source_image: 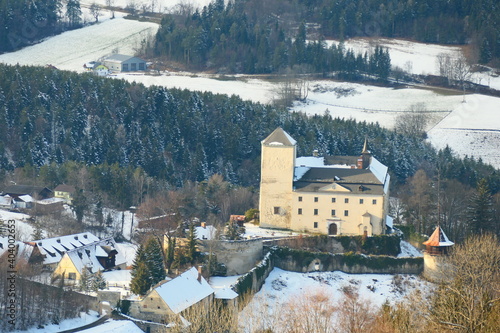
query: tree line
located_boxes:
[151,0,499,73]
[152,0,391,78]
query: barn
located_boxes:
[103,54,147,72]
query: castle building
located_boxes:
[259,128,391,236]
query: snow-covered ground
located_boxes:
[0,209,35,241]
[13,311,100,333]
[243,223,301,238]
[398,240,423,258]
[239,267,432,332]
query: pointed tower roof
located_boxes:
[262,127,296,146]
[423,226,454,247]
[361,138,370,154]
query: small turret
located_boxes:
[357,138,371,169]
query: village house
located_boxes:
[54,184,76,204]
[28,232,101,270]
[2,184,52,200]
[52,237,126,284]
[259,127,391,236]
[129,267,214,324]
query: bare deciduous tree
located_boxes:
[394,103,430,138]
[89,3,102,23]
[429,234,500,332]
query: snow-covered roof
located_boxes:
[65,237,126,275]
[104,54,145,63]
[0,195,12,206]
[154,267,214,314]
[34,232,100,265]
[0,237,34,262]
[294,156,354,181]
[195,225,217,240]
[423,226,454,247]
[214,287,238,300]
[386,215,394,228]
[17,194,33,202]
[368,157,389,185]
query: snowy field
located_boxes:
[239,267,432,332]
[0,10,499,168]
[13,311,100,333]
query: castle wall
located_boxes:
[202,238,263,276]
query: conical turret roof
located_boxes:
[423,226,454,247]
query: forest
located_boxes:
[153,0,391,77]
[152,0,500,72]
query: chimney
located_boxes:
[357,157,364,169]
[201,221,206,229]
[313,150,319,157]
[197,265,203,283]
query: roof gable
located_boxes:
[262,127,296,146]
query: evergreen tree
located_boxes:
[225,221,242,240]
[92,270,107,292]
[165,235,176,270]
[72,188,88,223]
[66,0,82,28]
[79,267,92,294]
[130,262,150,295]
[144,237,166,286]
[31,222,44,240]
[467,178,495,235]
[187,223,198,263]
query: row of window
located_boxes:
[299,196,377,205]
[298,208,348,216]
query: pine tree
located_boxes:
[130,262,150,295]
[79,267,92,294]
[225,221,241,240]
[31,222,44,240]
[66,0,82,28]
[144,237,166,286]
[187,223,198,263]
[92,270,107,292]
[467,178,495,235]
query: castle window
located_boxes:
[274,207,280,214]
[314,197,318,202]
[314,222,318,228]
[298,196,302,202]
[372,199,377,205]
[344,198,349,204]
[359,199,364,204]
[331,209,336,216]
[332,197,336,203]
[298,208,302,215]
[314,209,318,215]
[344,210,349,216]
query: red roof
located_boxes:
[423,226,454,247]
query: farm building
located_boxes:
[103,54,147,72]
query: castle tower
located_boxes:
[422,226,454,281]
[259,128,296,229]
